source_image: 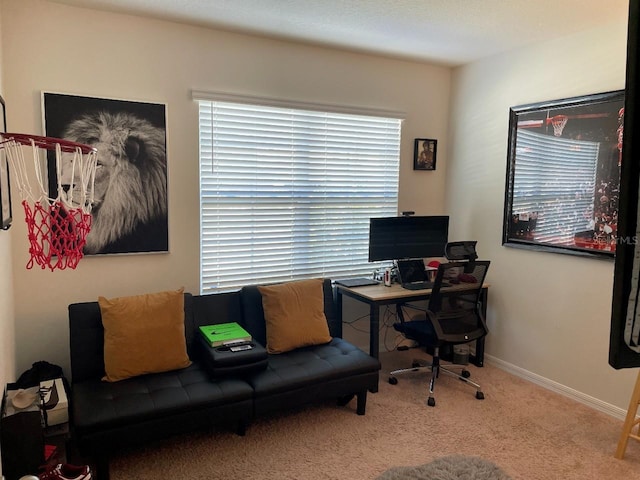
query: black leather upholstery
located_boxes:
[69,293,253,456]
[68,280,380,473]
[239,279,377,415]
[248,338,380,416]
[248,338,377,396]
[73,365,253,429]
[72,364,254,451]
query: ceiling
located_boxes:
[51,0,629,66]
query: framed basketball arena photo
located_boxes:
[42,92,168,255]
[502,90,625,259]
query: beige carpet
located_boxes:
[109,349,640,480]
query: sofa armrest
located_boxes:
[323,280,341,338]
[69,301,106,383]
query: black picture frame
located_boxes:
[502,90,625,259]
[413,138,437,170]
[610,2,640,369]
[0,94,12,230]
[42,92,168,255]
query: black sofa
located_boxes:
[68,279,380,478]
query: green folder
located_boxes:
[199,322,252,347]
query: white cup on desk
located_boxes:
[383,267,392,286]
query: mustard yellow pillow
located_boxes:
[258,279,332,354]
[99,288,192,382]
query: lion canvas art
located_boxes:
[43,93,168,255]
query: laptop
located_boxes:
[396,259,432,290]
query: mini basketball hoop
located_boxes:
[0,133,97,271]
[548,115,568,137]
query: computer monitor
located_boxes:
[368,215,450,262]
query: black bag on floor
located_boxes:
[15,361,63,389]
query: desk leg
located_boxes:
[369,304,380,393]
[474,339,485,367]
[472,288,488,367]
[370,304,379,360]
[336,288,344,338]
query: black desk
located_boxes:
[335,282,489,367]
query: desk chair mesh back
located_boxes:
[444,240,478,264]
[389,256,490,407]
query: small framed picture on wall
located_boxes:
[414,138,437,171]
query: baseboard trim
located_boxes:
[485,354,628,421]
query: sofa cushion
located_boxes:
[99,288,192,382]
[257,279,332,354]
[241,279,340,346]
[246,337,380,396]
[72,363,254,434]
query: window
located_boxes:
[197,96,401,293]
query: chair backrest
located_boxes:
[445,241,478,272]
[445,240,477,258]
[426,260,490,343]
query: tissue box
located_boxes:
[39,378,68,426]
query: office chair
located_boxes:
[388,242,490,407]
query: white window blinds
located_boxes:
[198,99,401,293]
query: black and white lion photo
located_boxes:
[43,93,168,255]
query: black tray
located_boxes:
[197,335,268,377]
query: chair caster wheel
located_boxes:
[389,376,398,385]
[476,391,485,400]
[427,397,436,407]
[461,370,471,378]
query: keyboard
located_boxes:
[402,281,450,291]
[335,278,380,288]
[402,281,434,290]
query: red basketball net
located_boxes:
[1,134,97,271]
[22,200,93,270]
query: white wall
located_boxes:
[0,2,16,476]
[447,19,636,411]
[0,0,16,390]
[2,0,451,377]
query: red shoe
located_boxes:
[38,463,92,480]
